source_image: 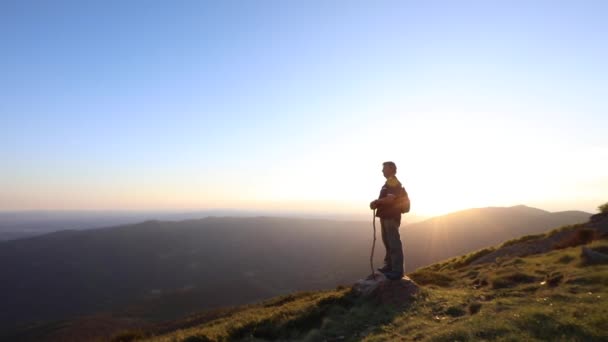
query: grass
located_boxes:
[111,330,148,342]
[364,240,608,342]
[421,247,496,272]
[545,223,586,238]
[135,239,608,342]
[500,233,546,248]
[554,228,598,249]
[408,270,455,287]
[139,287,407,342]
[490,271,538,289]
[424,221,602,274]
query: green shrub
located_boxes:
[554,228,597,249]
[491,272,538,289]
[546,272,564,287]
[445,305,466,317]
[599,202,608,213]
[546,223,584,237]
[468,302,482,315]
[557,255,575,264]
[451,247,496,268]
[501,234,545,248]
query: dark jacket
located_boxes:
[376,176,405,223]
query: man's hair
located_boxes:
[383,161,397,173]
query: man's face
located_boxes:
[382,165,394,178]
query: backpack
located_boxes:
[398,187,411,213]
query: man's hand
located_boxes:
[373,194,396,209]
[370,200,378,210]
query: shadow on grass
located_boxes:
[228,289,413,341]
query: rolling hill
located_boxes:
[4,210,606,341]
[403,205,591,270]
[0,206,590,334]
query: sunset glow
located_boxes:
[1,2,607,217]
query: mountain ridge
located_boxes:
[8,208,605,342]
[402,205,590,270]
[0,205,593,338]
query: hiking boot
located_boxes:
[384,271,404,280]
[377,265,392,273]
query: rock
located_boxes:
[589,213,608,233]
[352,272,419,306]
[581,246,608,265]
[589,212,608,224]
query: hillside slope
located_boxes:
[0,206,591,332]
[8,212,605,341]
[0,217,375,331]
[403,205,590,271]
[127,213,608,341]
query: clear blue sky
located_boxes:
[1,1,607,215]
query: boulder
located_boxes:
[589,212,608,233]
[352,272,419,306]
[581,246,608,265]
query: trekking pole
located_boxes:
[370,209,377,279]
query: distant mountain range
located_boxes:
[0,205,590,332]
[0,210,428,241]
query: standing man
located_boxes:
[370,161,407,280]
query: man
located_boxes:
[369,161,406,280]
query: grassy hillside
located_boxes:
[116,218,608,341]
[403,205,590,271]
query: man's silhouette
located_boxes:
[370,161,406,280]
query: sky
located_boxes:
[1,1,607,217]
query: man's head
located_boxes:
[382,161,397,178]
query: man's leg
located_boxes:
[380,219,392,270]
[384,218,404,276]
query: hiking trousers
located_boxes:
[380,218,404,274]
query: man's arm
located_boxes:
[375,194,396,206]
[373,184,403,208]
